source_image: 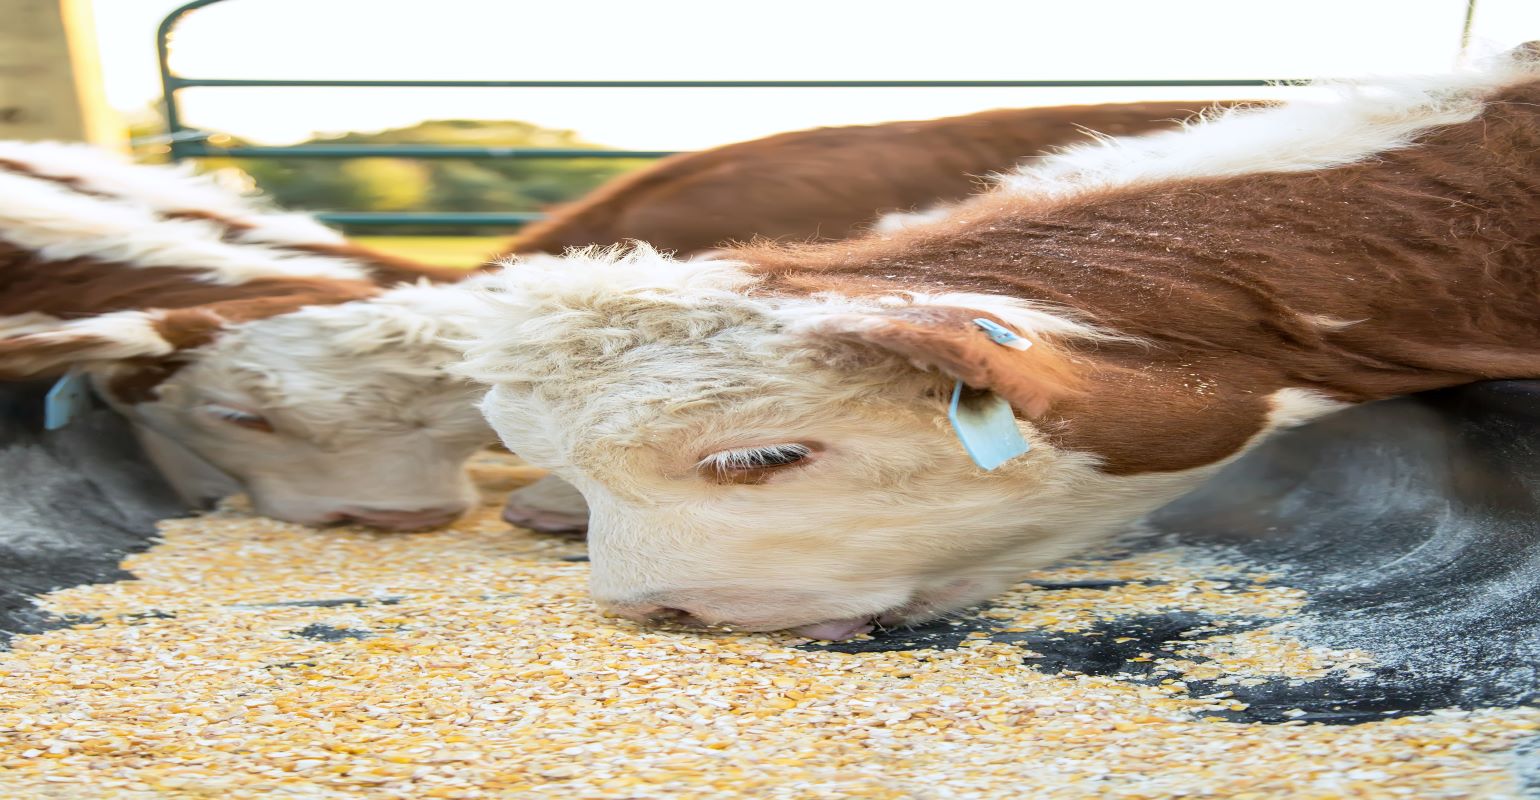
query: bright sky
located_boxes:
[93,0,1540,150]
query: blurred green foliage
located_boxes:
[129,113,651,234]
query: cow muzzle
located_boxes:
[607,600,879,640]
[598,577,986,641]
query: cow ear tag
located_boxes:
[946,319,1032,470]
[972,318,1033,351]
[45,369,92,431]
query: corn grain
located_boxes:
[0,454,1533,798]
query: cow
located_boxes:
[498,101,1235,534]
[505,102,1225,258]
[0,142,495,529]
[455,50,1540,639]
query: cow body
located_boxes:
[458,53,1540,638]
[505,102,1221,257]
[0,143,495,528]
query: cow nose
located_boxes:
[337,504,467,531]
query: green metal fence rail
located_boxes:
[156,0,1304,229]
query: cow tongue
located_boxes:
[791,618,875,641]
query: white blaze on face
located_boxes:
[456,247,1320,637]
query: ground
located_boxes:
[0,452,1536,799]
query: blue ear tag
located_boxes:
[44,369,93,431]
[948,381,1031,470]
[946,318,1033,470]
[972,317,1033,351]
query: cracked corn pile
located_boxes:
[1,455,1537,799]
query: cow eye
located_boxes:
[698,443,815,484]
[202,403,275,433]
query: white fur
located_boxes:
[12,311,174,358]
[0,169,367,284]
[1301,313,1368,331]
[997,56,1539,202]
[0,141,346,247]
[469,245,1100,389]
[1267,387,1351,428]
[871,205,954,234]
[0,311,175,379]
[0,312,66,338]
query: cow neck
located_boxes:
[739,82,1540,474]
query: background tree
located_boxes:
[127,111,653,235]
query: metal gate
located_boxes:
[155,0,1471,230]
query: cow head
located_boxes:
[1,282,494,529]
[457,247,1340,638]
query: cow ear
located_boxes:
[797,305,1084,417]
[0,308,226,380]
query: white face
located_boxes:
[458,245,1221,638]
[456,248,1319,638]
[481,362,1210,639]
[98,302,494,530]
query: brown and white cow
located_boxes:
[498,101,1235,534]
[456,51,1540,638]
[0,143,495,529]
[505,102,1223,258]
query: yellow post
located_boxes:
[0,0,125,148]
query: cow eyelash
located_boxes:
[202,403,275,434]
[698,443,814,478]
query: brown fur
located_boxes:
[815,305,1084,417]
[734,82,1540,475]
[0,157,116,199]
[0,157,478,287]
[0,240,377,321]
[0,157,462,395]
[104,358,191,404]
[0,336,116,379]
[0,256,377,388]
[506,102,1233,257]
